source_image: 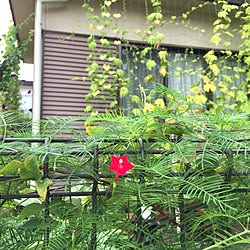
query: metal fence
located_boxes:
[0,137,249,249]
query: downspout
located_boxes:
[32,0,43,135]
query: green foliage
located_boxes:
[20,203,44,219]
[0,16,33,111]
[36,178,53,201]
[0,154,53,200]
[0,1,250,249]
[0,156,41,180]
[0,160,23,175]
[0,96,249,248]
[82,0,249,114]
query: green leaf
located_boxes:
[20,203,43,219]
[156,32,165,41]
[146,59,156,71]
[135,29,141,35]
[218,10,227,18]
[155,13,163,20]
[131,95,141,104]
[110,100,118,108]
[182,13,188,19]
[210,33,221,45]
[147,36,156,45]
[147,13,157,22]
[120,86,129,97]
[0,160,24,174]
[85,105,93,112]
[105,20,111,28]
[210,64,219,76]
[90,62,99,72]
[104,0,112,7]
[103,64,111,71]
[116,69,124,77]
[100,38,110,48]
[20,156,41,180]
[90,83,98,93]
[158,50,167,63]
[236,91,248,102]
[88,41,96,51]
[113,58,122,67]
[36,178,53,201]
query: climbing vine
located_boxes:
[0,17,33,112]
[82,0,249,114]
[198,0,250,112]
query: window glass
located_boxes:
[121,45,246,112]
[167,49,205,95]
[121,46,164,112]
[121,46,205,112]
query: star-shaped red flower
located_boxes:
[109,155,134,182]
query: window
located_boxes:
[121,44,245,113]
[121,45,205,112]
[121,46,163,112]
[167,48,205,95]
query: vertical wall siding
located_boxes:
[42,30,118,131]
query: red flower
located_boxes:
[109,155,134,182]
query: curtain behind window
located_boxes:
[167,49,204,95]
[121,46,205,112]
[121,46,164,112]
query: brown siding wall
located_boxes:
[42,30,118,132]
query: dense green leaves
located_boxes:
[0,156,41,180]
[0,103,249,249]
[0,16,33,111]
[20,156,41,180]
[0,160,23,175]
[1,0,250,248]
[20,203,43,219]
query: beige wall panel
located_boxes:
[42,0,241,50]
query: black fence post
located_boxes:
[225,150,233,183]
[179,164,190,250]
[136,138,145,245]
[178,192,186,250]
[44,138,50,248]
[90,145,99,250]
[223,150,234,250]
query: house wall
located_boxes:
[40,0,243,130]
[42,0,242,50]
[41,31,117,125]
